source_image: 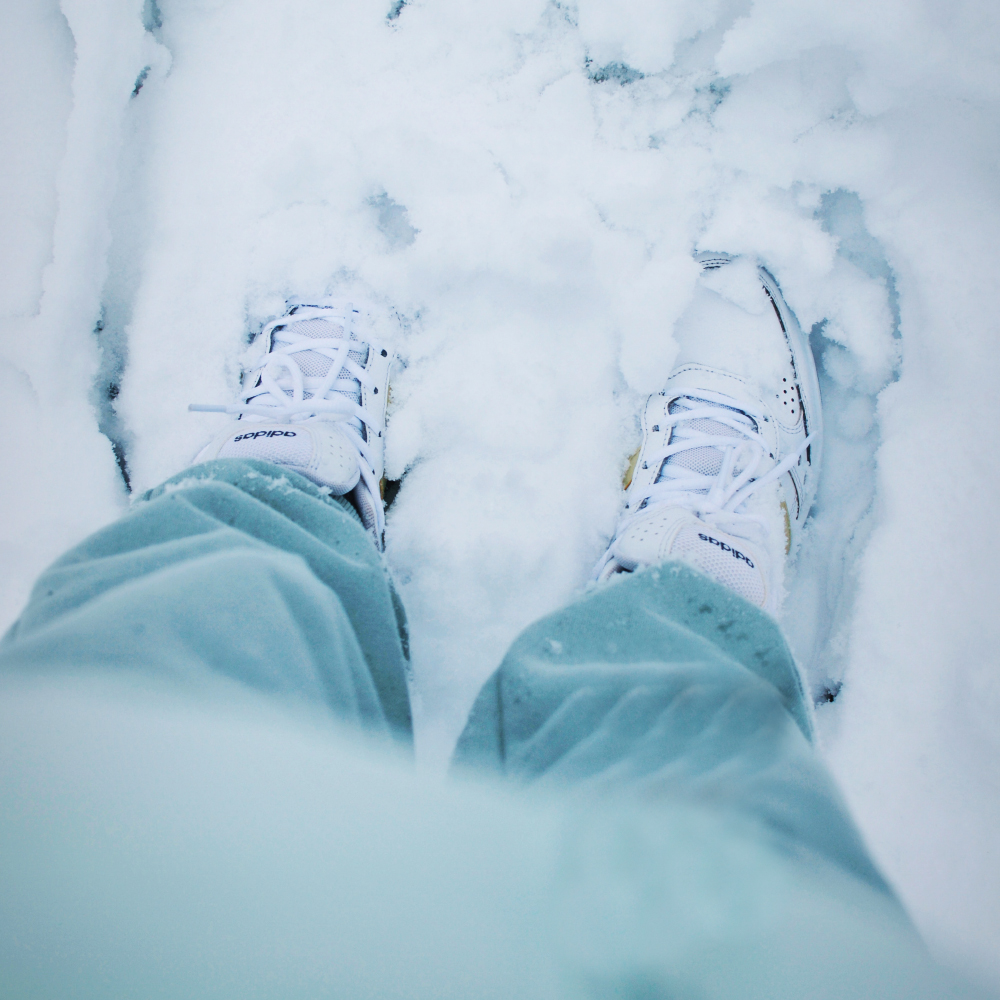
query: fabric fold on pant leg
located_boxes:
[0,459,412,741]
[449,562,966,997]
[454,561,886,896]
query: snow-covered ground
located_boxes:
[2,0,999,987]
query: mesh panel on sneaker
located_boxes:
[656,399,752,485]
[218,432,312,467]
[294,352,337,378]
[286,318,357,373]
[266,316,369,405]
[293,317,346,340]
[669,522,766,606]
[249,314,371,438]
[666,442,723,477]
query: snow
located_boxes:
[1,0,999,987]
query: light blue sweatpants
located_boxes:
[0,460,981,999]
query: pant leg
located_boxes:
[454,560,919,948]
[0,459,412,742]
[0,481,981,997]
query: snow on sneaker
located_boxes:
[190,301,393,547]
[596,253,822,614]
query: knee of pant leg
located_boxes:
[1,546,394,738]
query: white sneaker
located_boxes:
[595,253,823,613]
[191,300,393,548]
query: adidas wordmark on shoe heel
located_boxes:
[596,253,823,613]
[191,300,393,548]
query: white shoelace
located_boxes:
[191,306,387,535]
[600,393,813,574]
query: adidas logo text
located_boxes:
[233,430,298,442]
[698,532,755,568]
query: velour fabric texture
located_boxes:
[0,459,412,740]
[454,561,893,897]
[2,459,972,998]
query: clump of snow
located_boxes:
[2,0,999,987]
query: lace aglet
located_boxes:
[188,404,230,413]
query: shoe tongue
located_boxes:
[668,519,767,607]
[276,316,368,406]
[656,397,752,486]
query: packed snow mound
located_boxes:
[1,0,998,988]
